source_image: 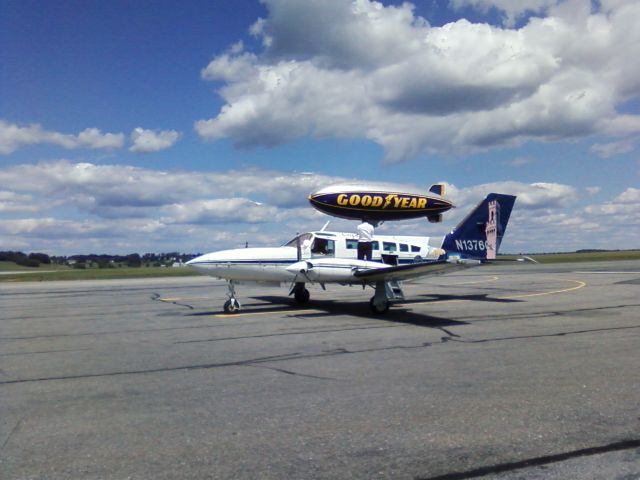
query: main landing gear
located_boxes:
[223,280,241,314]
[369,280,404,314]
[291,282,310,305]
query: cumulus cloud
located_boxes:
[0,120,125,154]
[129,128,181,153]
[161,198,280,225]
[1,160,638,253]
[451,0,559,26]
[0,160,346,220]
[590,139,635,158]
[195,0,640,162]
[0,191,47,213]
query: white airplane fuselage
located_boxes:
[187,231,444,285]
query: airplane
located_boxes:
[187,193,516,314]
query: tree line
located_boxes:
[0,251,199,268]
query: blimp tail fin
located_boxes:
[429,183,445,196]
[441,193,516,259]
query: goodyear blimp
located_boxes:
[308,182,454,223]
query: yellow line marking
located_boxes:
[446,275,500,286]
[159,296,209,302]
[215,309,319,318]
[498,279,587,299]
[408,278,587,307]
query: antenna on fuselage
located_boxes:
[320,220,330,232]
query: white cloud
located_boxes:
[2,160,637,254]
[583,187,640,226]
[129,127,181,153]
[507,156,532,167]
[0,191,45,213]
[451,0,559,26]
[616,187,640,203]
[0,160,347,220]
[195,0,640,162]
[590,139,635,158]
[0,120,125,154]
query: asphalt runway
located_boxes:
[1,261,639,479]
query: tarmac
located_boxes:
[1,261,639,479]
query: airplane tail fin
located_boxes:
[441,193,516,259]
[429,183,445,196]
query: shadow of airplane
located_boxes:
[185,291,521,327]
[194,295,470,329]
[411,293,523,304]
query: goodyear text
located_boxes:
[336,193,427,209]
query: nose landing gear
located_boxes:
[223,280,241,313]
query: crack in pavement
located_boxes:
[416,438,640,480]
[2,322,637,385]
[246,364,336,380]
[174,323,401,344]
[442,324,640,345]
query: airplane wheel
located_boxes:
[294,288,310,304]
[224,298,241,313]
[369,296,389,314]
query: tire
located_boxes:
[223,298,241,313]
[294,288,310,304]
[369,296,389,314]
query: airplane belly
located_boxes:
[205,262,295,282]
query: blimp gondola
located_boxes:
[308,182,454,223]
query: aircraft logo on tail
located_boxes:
[442,193,516,260]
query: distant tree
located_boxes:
[29,253,51,264]
[126,253,142,267]
[17,257,40,267]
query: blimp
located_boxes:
[308,182,454,223]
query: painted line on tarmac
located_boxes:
[159,296,210,302]
[440,275,500,286]
[498,279,587,299]
[215,308,319,318]
[408,278,587,308]
[573,271,640,274]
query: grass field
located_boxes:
[1,250,639,282]
[502,250,640,264]
[0,262,199,282]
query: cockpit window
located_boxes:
[312,238,335,255]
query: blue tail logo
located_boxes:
[442,193,516,259]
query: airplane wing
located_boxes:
[353,258,481,282]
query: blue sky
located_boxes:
[1,0,639,255]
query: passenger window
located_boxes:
[383,242,397,252]
[400,243,408,252]
[372,241,379,250]
[411,245,421,252]
[346,239,358,250]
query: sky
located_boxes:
[1,0,639,255]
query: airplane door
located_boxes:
[298,233,313,259]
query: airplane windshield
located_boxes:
[283,233,314,248]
